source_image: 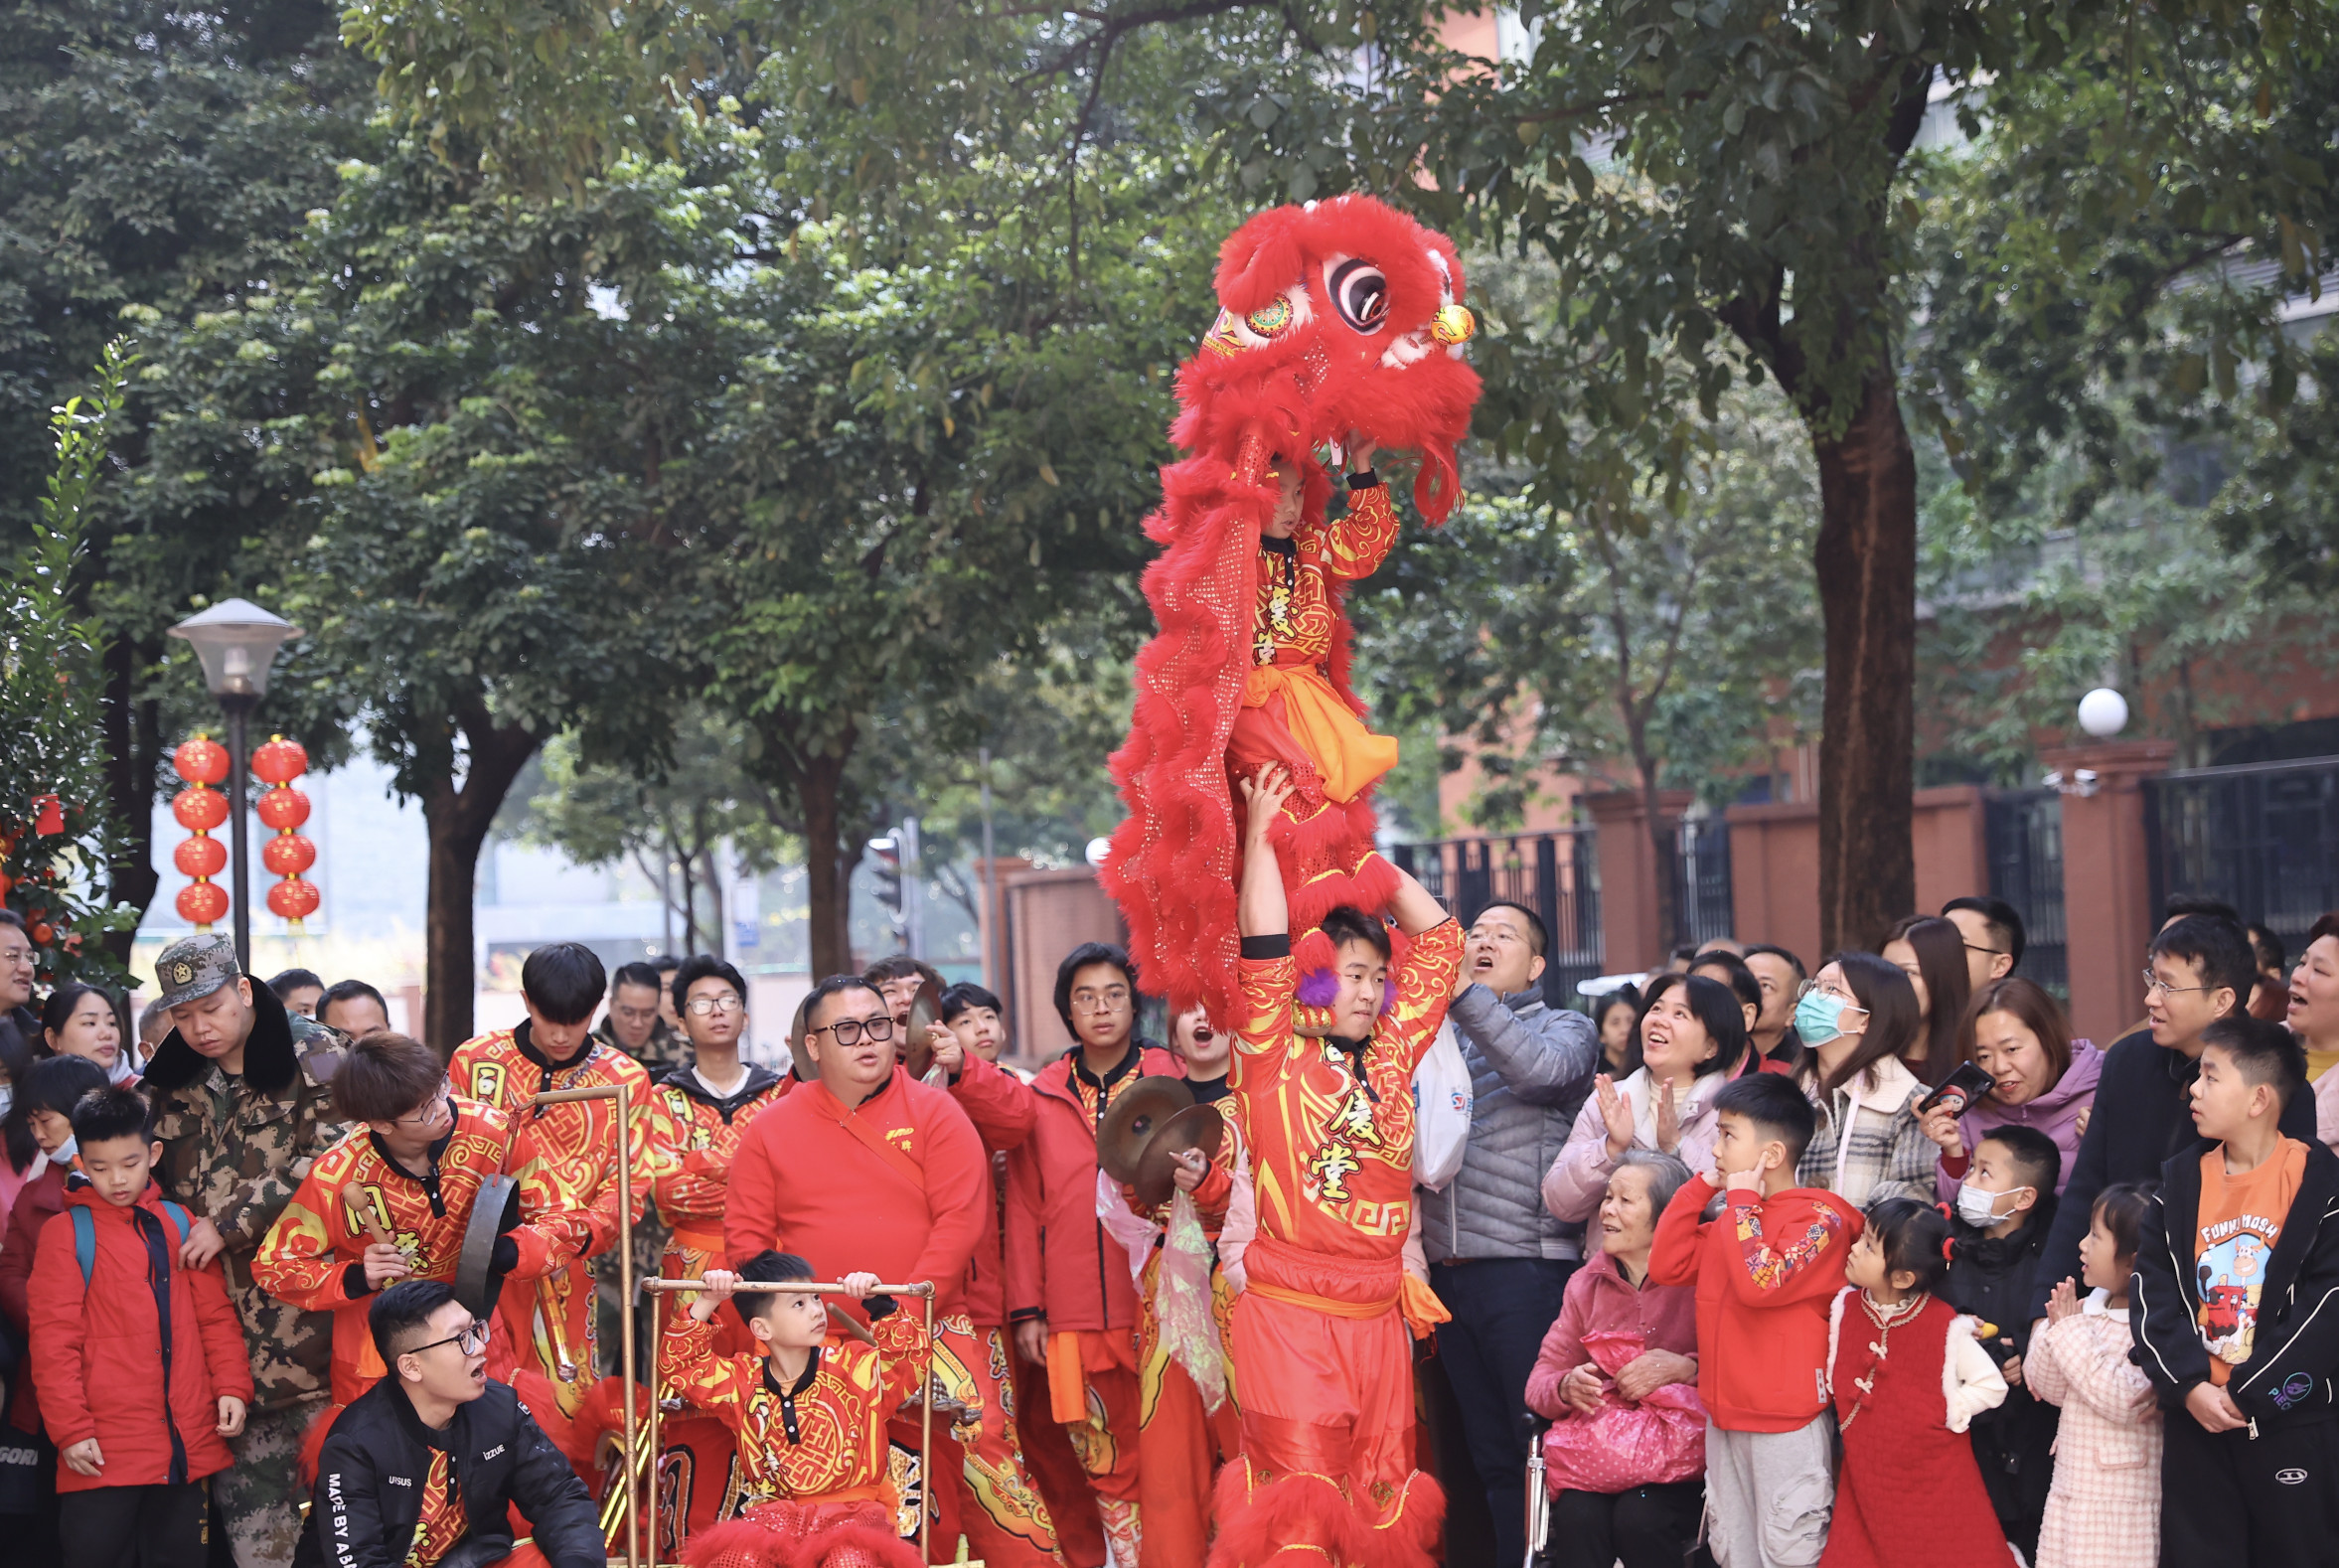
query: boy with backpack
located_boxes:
[27,1085,252,1568]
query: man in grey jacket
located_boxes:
[1418,899,1600,1568]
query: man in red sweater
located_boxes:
[1649,1071,1861,1568]
[723,975,1061,1567]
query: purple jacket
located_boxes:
[1936,1038,2104,1200]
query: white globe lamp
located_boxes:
[1085,837,1113,869]
[2077,688,2129,739]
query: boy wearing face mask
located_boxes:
[1943,1125,2064,1562]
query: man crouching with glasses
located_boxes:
[297,1282,599,1568]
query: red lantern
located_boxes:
[262,833,316,876]
[31,795,63,837]
[256,786,311,831]
[175,837,229,877]
[251,736,309,786]
[173,736,230,786]
[176,881,229,927]
[266,878,320,921]
[173,786,230,832]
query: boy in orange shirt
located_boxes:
[1648,1071,1862,1568]
[2134,1014,2339,1565]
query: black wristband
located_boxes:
[490,1235,519,1276]
[1344,468,1381,491]
[864,1295,898,1322]
[1241,933,1293,960]
[343,1260,375,1300]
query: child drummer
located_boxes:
[661,1253,931,1567]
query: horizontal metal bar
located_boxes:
[2158,753,2339,782]
[641,1276,936,1298]
[530,1085,626,1105]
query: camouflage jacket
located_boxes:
[593,1012,691,1075]
[147,982,353,1411]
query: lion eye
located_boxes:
[1326,259,1389,334]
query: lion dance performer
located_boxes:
[1102,193,1480,1030]
[450,942,681,1469]
[1214,766,1463,1567]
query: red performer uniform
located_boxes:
[1213,919,1465,1568]
[1128,1078,1246,1568]
[251,1097,584,1407]
[656,1301,929,1568]
[724,1067,1062,1568]
[646,1060,793,1553]
[451,1024,680,1462]
[1224,468,1403,943]
[1006,1044,1184,1564]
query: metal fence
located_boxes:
[2148,755,2339,956]
[1984,789,2069,999]
[1671,817,1736,951]
[1389,827,1604,1006]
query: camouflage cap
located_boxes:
[154,934,242,1010]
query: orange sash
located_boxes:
[1241,665,1398,804]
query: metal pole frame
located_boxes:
[529,1081,639,1568]
[222,696,255,970]
[642,1277,940,1558]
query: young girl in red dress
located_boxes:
[1820,1198,2017,1568]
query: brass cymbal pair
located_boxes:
[1099,1076,1225,1206]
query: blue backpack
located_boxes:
[70,1199,195,1286]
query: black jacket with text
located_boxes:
[295,1375,600,1568]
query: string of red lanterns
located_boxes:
[172,735,231,929]
[171,732,323,931]
[252,735,320,927]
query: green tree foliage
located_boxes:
[0,0,372,941]
[1,339,141,987]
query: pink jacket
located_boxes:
[1541,1067,1732,1224]
[2025,1299,2161,1568]
[1936,1039,2104,1199]
[1524,1249,1699,1418]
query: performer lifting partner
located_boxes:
[1212,764,1465,1568]
[658,1256,928,1568]
[450,943,682,1467]
[252,1033,586,1439]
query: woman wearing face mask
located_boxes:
[41,982,136,1087]
[1542,975,1749,1223]
[1789,953,1933,1207]
[1919,978,2102,1200]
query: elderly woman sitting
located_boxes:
[1525,1151,1705,1568]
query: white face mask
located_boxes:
[1955,1182,2032,1229]
[0,1085,12,1119]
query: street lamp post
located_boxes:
[169,599,303,969]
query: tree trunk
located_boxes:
[99,634,161,969]
[798,749,854,980]
[1810,366,1918,954]
[1635,742,1678,955]
[419,716,538,1054]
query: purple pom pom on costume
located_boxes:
[1295,967,1340,1008]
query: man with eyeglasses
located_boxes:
[1002,941,1186,1564]
[1942,895,2025,993]
[255,1031,585,1417]
[724,974,1062,1568]
[0,910,42,1059]
[592,960,688,1074]
[2028,912,2318,1331]
[300,1280,598,1568]
[450,941,682,1473]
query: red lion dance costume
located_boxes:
[1104,196,1480,1568]
[1103,192,1481,1025]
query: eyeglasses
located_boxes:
[1071,990,1132,1014]
[405,1320,490,1357]
[810,1016,896,1047]
[686,995,744,1017]
[2141,969,2214,999]
[1795,980,1860,1005]
[392,1081,454,1127]
[0,947,34,967]
[1962,943,2007,959]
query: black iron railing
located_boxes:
[1390,827,1604,1006]
[1671,816,1736,952]
[2148,755,2339,955]
[1985,788,2069,999]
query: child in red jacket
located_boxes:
[27,1086,252,1568]
[1650,1072,1861,1568]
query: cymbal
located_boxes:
[1133,1102,1225,1209]
[1098,1077,1196,1184]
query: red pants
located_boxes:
[1012,1351,1107,1568]
[1209,1281,1442,1568]
[1050,1330,1143,1564]
[1138,1271,1242,1566]
[493,1254,602,1474]
[899,1316,1062,1568]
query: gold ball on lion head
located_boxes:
[1432,303,1477,346]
